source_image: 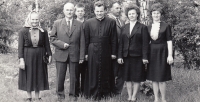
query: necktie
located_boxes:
[67,21,71,33]
[116,17,121,27]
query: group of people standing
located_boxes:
[18,1,173,102]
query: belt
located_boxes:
[90,36,110,43]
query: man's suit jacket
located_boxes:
[118,22,149,60]
[107,13,125,42]
[50,18,85,62]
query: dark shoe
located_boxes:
[35,98,42,102]
[24,98,32,102]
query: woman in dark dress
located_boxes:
[118,5,149,101]
[146,3,173,102]
[18,11,52,102]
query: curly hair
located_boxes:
[150,3,164,15]
[125,4,140,20]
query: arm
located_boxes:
[117,31,124,64]
[18,28,25,69]
[84,21,90,60]
[142,25,150,60]
[18,29,24,59]
[50,21,67,49]
[118,32,123,59]
[44,30,52,64]
[44,30,52,56]
[79,23,85,61]
[110,20,117,56]
[166,25,173,64]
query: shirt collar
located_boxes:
[65,17,73,22]
[111,14,119,19]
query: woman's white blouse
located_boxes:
[130,21,137,35]
[150,22,160,40]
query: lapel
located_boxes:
[108,13,122,28]
[158,22,163,38]
[130,22,140,38]
[69,19,77,37]
[125,24,130,38]
[61,18,69,35]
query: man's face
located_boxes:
[94,6,105,19]
[63,3,75,19]
[75,7,85,19]
[110,3,121,17]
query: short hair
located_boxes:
[150,3,164,15]
[94,1,106,10]
[125,4,140,20]
[108,1,121,9]
[63,2,75,10]
[75,3,85,10]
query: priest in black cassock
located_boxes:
[83,1,117,100]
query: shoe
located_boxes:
[35,98,42,102]
[162,100,167,102]
[24,98,32,102]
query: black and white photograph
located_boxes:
[0,0,200,102]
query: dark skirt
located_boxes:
[147,43,172,82]
[123,56,146,82]
[18,47,49,91]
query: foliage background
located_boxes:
[1,0,200,69]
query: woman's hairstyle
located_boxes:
[125,4,140,20]
[93,1,106,10]
[150,3,164,15]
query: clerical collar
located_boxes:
[96,17,105,21]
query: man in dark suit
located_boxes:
[50,2,85,102]
[107,1,125,95]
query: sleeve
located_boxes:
[79,23,85,60]
[50,21,66,49]
[142,25,150,60]
[18,28,24,58]
[118,30,123,58]
[84,21,90,55]
[166,24,172,41]
[110,20,117,55]
[44,30,52,56]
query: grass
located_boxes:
[0,53,200,102]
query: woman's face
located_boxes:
[128,9,138,22]
[152,10,161,22]
[30,13,39,27]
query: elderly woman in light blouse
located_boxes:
[118,5,149,102]
[18,11,52,102]
[146,3,173,102]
